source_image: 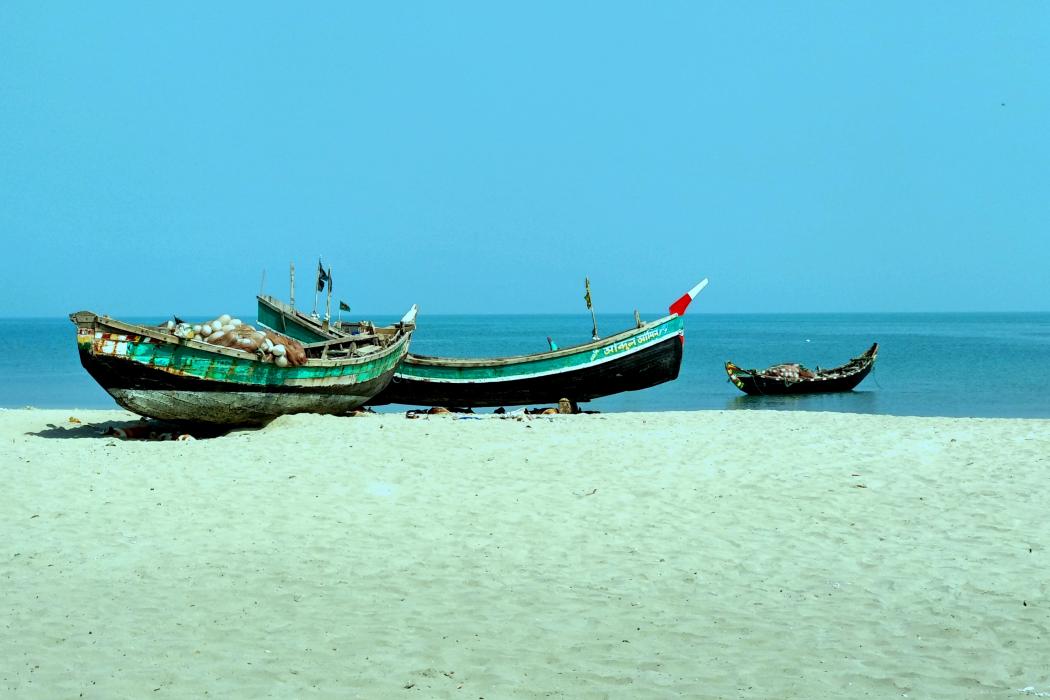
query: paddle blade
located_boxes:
[669,278,709,316]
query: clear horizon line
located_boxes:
[3,309,1049,320]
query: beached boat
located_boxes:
[725,343,878,396]
[70,310,413,424]
[257,280,708,408]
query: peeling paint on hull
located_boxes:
[108,389,374,424]
[70,310,410,424]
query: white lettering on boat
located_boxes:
[600,326,668,359]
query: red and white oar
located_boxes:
[668,278,709,317]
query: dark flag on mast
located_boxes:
[316,260,329,292]
[339,301,351,312]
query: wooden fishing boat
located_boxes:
[70,310,413,424]
[256,293,350,344]
[257,279,708,408]
[725,343,878,396]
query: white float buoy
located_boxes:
[271,344,286,357]
[275,355,289,367]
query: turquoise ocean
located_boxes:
[2,313,1048,418]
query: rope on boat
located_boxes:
[869,362,883,390]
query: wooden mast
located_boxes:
[323,266,333,330]
[585,277,598,340]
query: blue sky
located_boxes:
[1,2,1047,316]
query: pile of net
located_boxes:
[762,363,816,380]
[162,314,307,367]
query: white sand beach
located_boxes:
[3,408,1049,699]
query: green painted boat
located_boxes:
[257,279,707,408]
[71,309,413,424]
[255,295,340,344]
[377,313,687,407]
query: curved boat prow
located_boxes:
[401,304,419,326]
[669,278,709,317]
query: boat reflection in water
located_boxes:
[725,389,881,414]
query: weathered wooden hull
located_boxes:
[72,313,410,424]
[369,316,685,407]
[726,364,874,395]
[77,349,395,423]
[726,344,878,396]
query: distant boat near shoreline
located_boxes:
[725,343,879,396]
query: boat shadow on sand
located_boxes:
[28,418,234,441]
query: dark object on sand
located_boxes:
[725,343,878,396]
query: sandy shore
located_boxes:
[2,408,1049,699]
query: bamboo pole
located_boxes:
[323,266,333,329]
[312,259,321,318]
[585,277,599,340]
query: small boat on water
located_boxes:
[71,309,414,424]
[257,279,709,408]
[725,343,878,396]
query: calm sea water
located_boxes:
[2,313,1048,418]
